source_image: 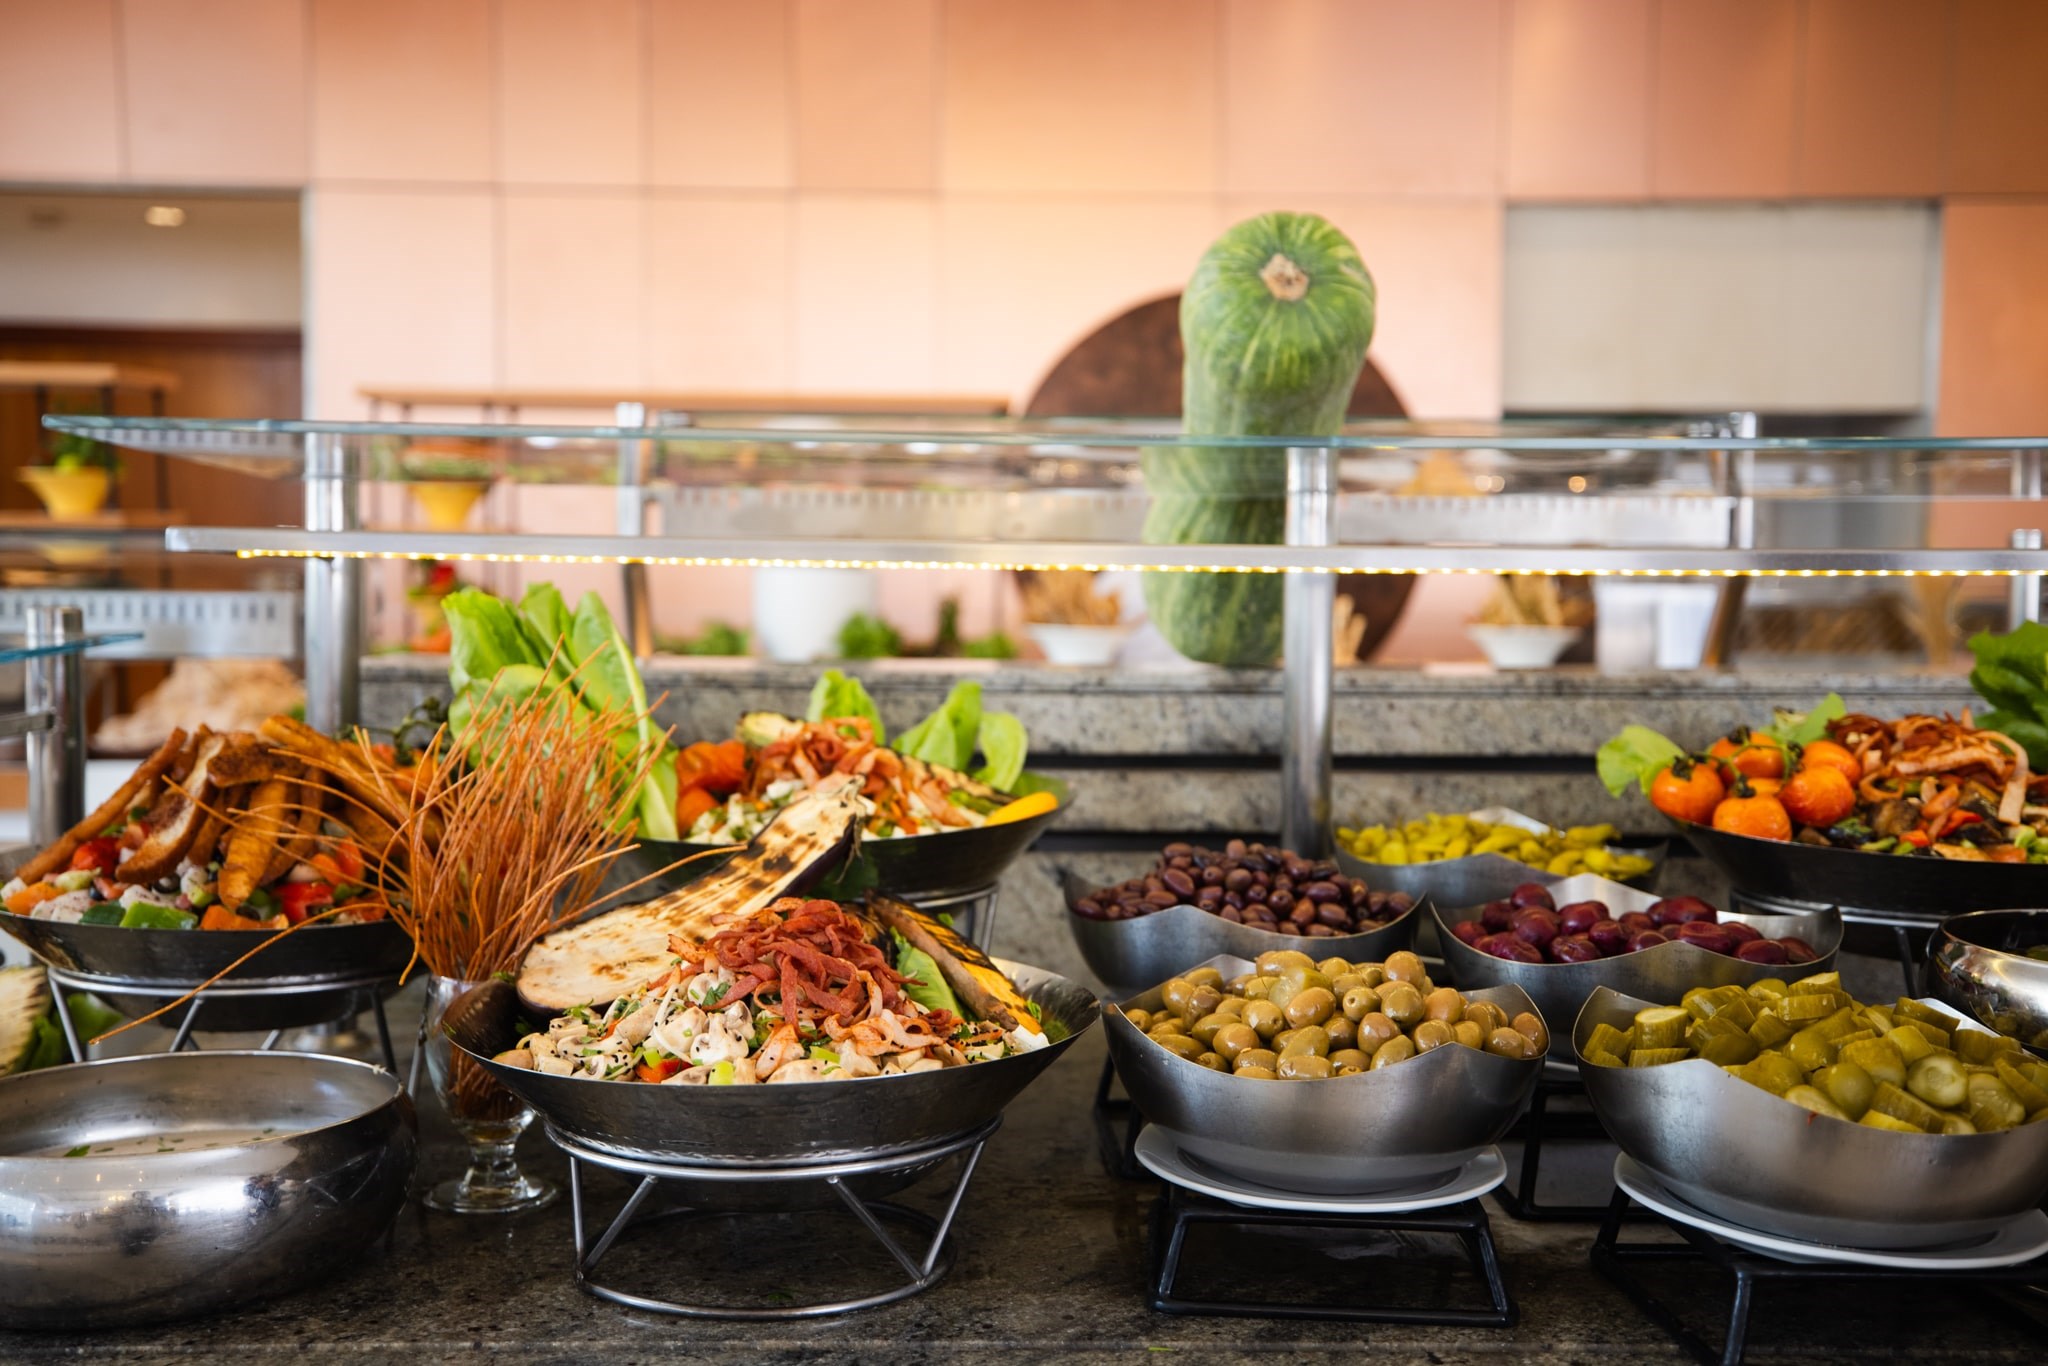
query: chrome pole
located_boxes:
[615,401,655,658]
[1281,446,1336,857]
[25,605,85,846]
[303,431,361,733]
[2010,450,2044,631]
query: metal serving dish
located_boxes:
[1334,806,1665,907]
[0,914,413,1032]
[1060,866,1421,998]
[1927,909,2048,1055]
[450,958,1094,1193]
[1104,954,1543,1195]
[609,802,1062,905]
[1680,819,2048,917]
[1431,875,1841,1059]
[1576,986,2048,1250]
[0,1051,416,1329]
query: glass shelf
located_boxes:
[0,632,143,664]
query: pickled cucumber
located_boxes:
[1994,1056,2048,1114]
[1629,1047,1690,1067]
[1784,1085,1849,1121]
[1905,1053,1968,1110]
[1586,1023,1635,1059]
[1870,1082,1942,1132]
[1634,1007,1690,1051]
[1966,1073,2025,1132]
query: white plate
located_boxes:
[1135,1128,1505,1214]
[1614,1156,2048,1270]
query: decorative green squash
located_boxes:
[1143,213,1376,666]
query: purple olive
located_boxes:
[1450,919,1489,948]
[1477,933,1545,964]
[1736,939,1789,965]
[1511,908,1562,950]
[1721,920,1763,946]
[1557,901,1605,937]
[1675,921,1736,956]
[1480,900,1516,933]
[1550,934,1603,964]
[1587,919,1629,957]
[1780,937,1819,965]
[1509,882,1556,913]
[1649,895,1718,928]
[1618,911,1657,935]
[1626,930,1669,953]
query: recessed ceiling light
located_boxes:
[143,205,185,228]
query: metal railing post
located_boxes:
[25,605,85,846]
[1281,446,1336,857]
[303,431,361,733]
[2009,450,2044,631]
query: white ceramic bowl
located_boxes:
[1027,622,1134,667]
[1468,624,1579,670]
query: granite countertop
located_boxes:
[7,1007,2040,1366]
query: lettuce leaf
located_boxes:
[1768,693,1846,747]
[1596,724,1685,797]
[1970,623,2048,767]
[893,934,963,1018]
[896,681,982,771]
[443,587,538,693]
[973,711,1028,793]
[805,669,885,744]
[518,582,575,682]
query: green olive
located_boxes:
[1238,975,1277,1002]
[1511,1012,1550,1053]
[1329,1048,1370,1072]
[1315,955,1354,978]
[1354,963,1387,989]
[1342,986,1382,1022]
[1241,1000,1285,1040]
[1423,987,1466,1025]
[1153,1033,1204,1061]
[1215,997,1247,1018]
[1235,1047,1279,1073]
[1413,1019,1456,1052]
[1147,1021,1186,1042]
[1463,1001,1506,1035]
[1195,1051,1227,1071]
[1123,1007,1153,1033]
[1384,950,1428,985]
[1185,985,1223,1020]
[1184,966,1224,990]
[1277,1054,1334,1081]
[1329,972,1365,999]
[1225,973,1261,996]
[1485,1027,1537,1061]
[1355,1012,1399,1054]
[1369,1035,1416,1069]
[1275,966,1332,1002]
[1279,1025,1330,1058]
[1212,1022,1260,1062]
[1283,987,1338,1029]
[1270,1028,1296,1054]
[1255,949,1316,977]
[1452,1020,1485,1050]
[1380,981,1425,1028]
[1325,1014,1358,1050]
[1189,1012,1234,1048]
[1160,978,1196,1017]
[1235,1064,1278,1080]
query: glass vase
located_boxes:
[421,974,558,1214]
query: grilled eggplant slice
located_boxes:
[517,781,865,1012]
[0,966,51,1076]
[868,892,1039,1034]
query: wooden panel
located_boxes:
[1949,0,2048,193]
[1796,0,1948,197]
[1937,202,2048,436]
[794,0,938,190]
[0,0,120,181]
[1651,0,1799,198]
[1505,0,1654,199]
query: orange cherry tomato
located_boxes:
[1708,730,1786,781]
[1650,760,1725,826]
[1779,765,1857,829]
[1746,776,1783,799]
[1712,790,1793,841]
[1797,738,1862,785]
[676,785,719,831]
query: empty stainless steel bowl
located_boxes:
[1927,909,2048,1054]
[0,1051,417,1330]
[1575,986,2048,1249]
[1434,900,1841,1059]
[1104,954,1543,1195]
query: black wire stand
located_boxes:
[1147,1179,1516,1324]
[1092,1056,1145,1179]
[556,1118,997,1319]
[1490,1064,1634,1222]
[1591,1184,2048,1366]
[45,964,399,1071]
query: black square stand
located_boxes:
[1092,1056,1145,1179]
[1490,1072,1633,1222]
[1591,1186,2048,1366]
[1147,1182,1516,1325]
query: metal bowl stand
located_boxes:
[1147,1182,1515,1325]
[553,1118,998,1320]
[1592,1184,2048,1366]
[47,965,399,1071]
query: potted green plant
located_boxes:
[20,412,120,518]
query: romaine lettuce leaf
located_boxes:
[896,681,982,771]
[1596,724,1685,797]
[805,669,885,744]
[893,934,963,1018]
[973,711,1028,793]
[443,587,538,693]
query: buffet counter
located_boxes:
[7,1017,2037,1366]
[366,657,1977,990]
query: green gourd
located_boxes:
[1143,213,1376,666]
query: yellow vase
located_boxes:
[18,467,112,519]
[408,480,489,531]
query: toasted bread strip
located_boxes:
[220,768,297,911]
[119,734,226,884]
[263,781,325,884]
[16,730,187,884]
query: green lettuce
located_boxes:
[973,711,1028,793]
[896,681,982,771]
[893,934,962,1018]
[1970,623,2048,768]
[806,669,885,743]
[1596,724,1685,797]
[443,588,537,693]
[1768,693,1846,747]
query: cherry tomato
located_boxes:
[276,881,334,924]
[1779,765,1856,829]
[1712,790,1793,842]
[69,837,120,875]
[1708,730,1786,781]
[1797,738,1862,784]
[1650,760,1725,825]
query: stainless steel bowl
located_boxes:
[452,959,1095,1194]
[1104,954,1542,1195]
[1575,986,2048,1249]
[0,1051,417,1330]
[1927,909,2048,1055]
[1060,867,1420,998]
[1332,807,1665,906]
[1432,892,1841,1060]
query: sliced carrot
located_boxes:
[5,883,60,916]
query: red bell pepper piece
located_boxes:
[276,881,334,924]
[634,1057,683,1083]
[70,838,120,875]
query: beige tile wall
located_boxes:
[4,0,2047,433]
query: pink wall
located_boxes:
[7,0,2048,655]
